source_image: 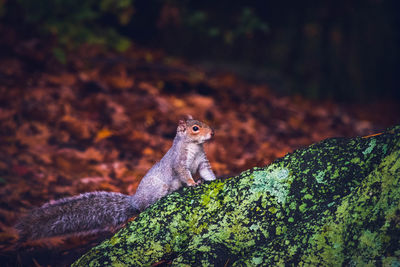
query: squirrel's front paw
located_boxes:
[186,178,199,187]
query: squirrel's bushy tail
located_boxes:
[16,192,138,241]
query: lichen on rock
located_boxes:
[73,126,400,266]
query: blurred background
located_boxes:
[1,0,399,100]
[0,0,399,266]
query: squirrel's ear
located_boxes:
[177,120,186,132]
[186,114,193,120]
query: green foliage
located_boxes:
[237,8,269,36]
[184,7,268,45]
[0,1,5,17]
[13,0,134,51]
[52,47,67,64]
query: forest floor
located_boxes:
[0,29,399,266]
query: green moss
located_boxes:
[250,166,291,204]
[363,138,376,155]
[252,257,263,265]
[73,125,400,266]
[314,170,326,184]
[299,203,307,213]
[303,193,313,200]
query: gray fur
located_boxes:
[16,192,136,240]
[16,119,216,240]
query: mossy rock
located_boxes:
[73,126,400,266]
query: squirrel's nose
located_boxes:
[211,129,215,137]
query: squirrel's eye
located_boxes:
[192,126,199,132]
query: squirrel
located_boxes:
[16,117,216,241]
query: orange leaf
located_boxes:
[94,128,114,142]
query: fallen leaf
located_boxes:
[94,128,114,142]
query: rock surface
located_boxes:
[74,126,400,266]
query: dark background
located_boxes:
[2,0,399,101]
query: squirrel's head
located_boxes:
[177,118,214,144]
